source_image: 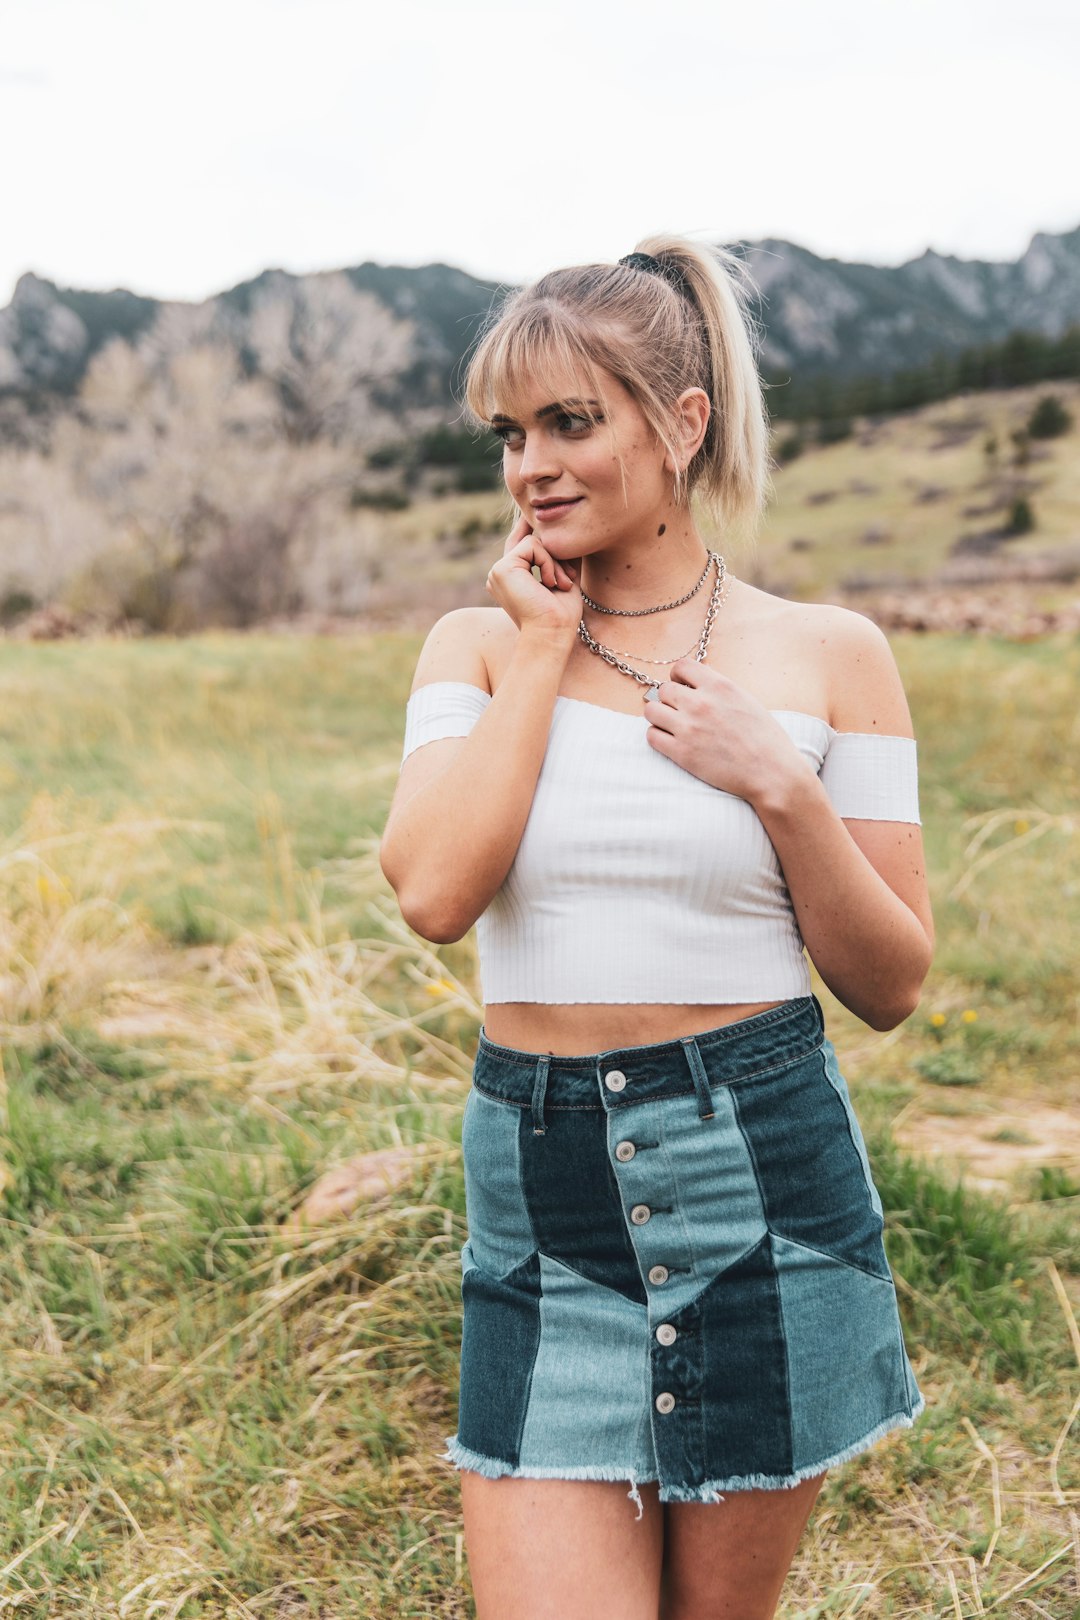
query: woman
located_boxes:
[378,235,933,1620]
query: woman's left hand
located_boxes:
[642,658,807,804]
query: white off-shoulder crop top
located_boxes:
[398,680,920,1005]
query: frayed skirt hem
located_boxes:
[439,1394,926,1514]
[438,1437,653,1519]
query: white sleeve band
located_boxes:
[818,732,921,823]
[400,680,492,765]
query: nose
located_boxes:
[516,429,561,489]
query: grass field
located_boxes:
[0,629,1078,1617]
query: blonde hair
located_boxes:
[459,233,773,534]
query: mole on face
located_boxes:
[658,524,666,536]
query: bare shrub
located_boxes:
[292,512,386,615]
[0,442,114,601]
[181,506,304,629]
[247,272,415,446]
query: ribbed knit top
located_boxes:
[399,681,920,1006]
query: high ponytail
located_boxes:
[637,235,771,527]
[460,232,773,537]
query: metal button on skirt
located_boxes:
[440,993,926,1515]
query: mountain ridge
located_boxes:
[2,225,1078,429]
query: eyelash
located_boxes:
[492,412,600,447]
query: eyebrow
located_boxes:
[490,397,601,426]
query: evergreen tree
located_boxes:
[1027,394,1073,438]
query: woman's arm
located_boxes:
[379,610,572,943]
[381,518,581,943]
[751,610,934,1031]
[643,606,934,1031]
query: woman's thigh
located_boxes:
[461,1473,665,1620]
[660,1472,827,1620]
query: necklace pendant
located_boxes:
[643,684,662,703]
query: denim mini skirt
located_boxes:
[440,994,926,1514]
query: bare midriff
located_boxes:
[481,1000,788,1057]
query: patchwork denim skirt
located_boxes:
[440,993,926,1513]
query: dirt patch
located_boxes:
[893,1099,1080,1197]
[833,575,1080,632]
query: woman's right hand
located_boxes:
[485,513,582,644]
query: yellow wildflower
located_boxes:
[961,1009,978,1023]
[929,1012,947,1027]
[35,871,71,907]
[425,977,456,997]
[1014,817,1030,834]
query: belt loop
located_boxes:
[680,1036,715,1121]
[531,1055,551,1136]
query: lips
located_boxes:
[532,497,583,521]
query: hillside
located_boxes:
[757,380,1080,607]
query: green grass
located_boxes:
[0,632,418,933]
[0,629,1077,1615]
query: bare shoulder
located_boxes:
[408,605,511,696]
[798,600,914,736]
[732,584,912,734]
[730,581,868,644]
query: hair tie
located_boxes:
[618,250,695,305]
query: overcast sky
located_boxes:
[3,0,1077,308]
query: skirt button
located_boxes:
[615,1140,636,1162]
[604,1070,627,1092]
[647,1264,670,1285]
[655,1392,676,1414]
[630,1204,651,1225]
[655,1323,677,1346]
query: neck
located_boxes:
[579,512,712,610]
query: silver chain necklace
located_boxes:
[603,636,701,665]
[579,550,714,617]
[577,551,727,701]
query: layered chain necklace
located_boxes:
[576,550,728,702]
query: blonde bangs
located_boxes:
[463,303,615,431]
